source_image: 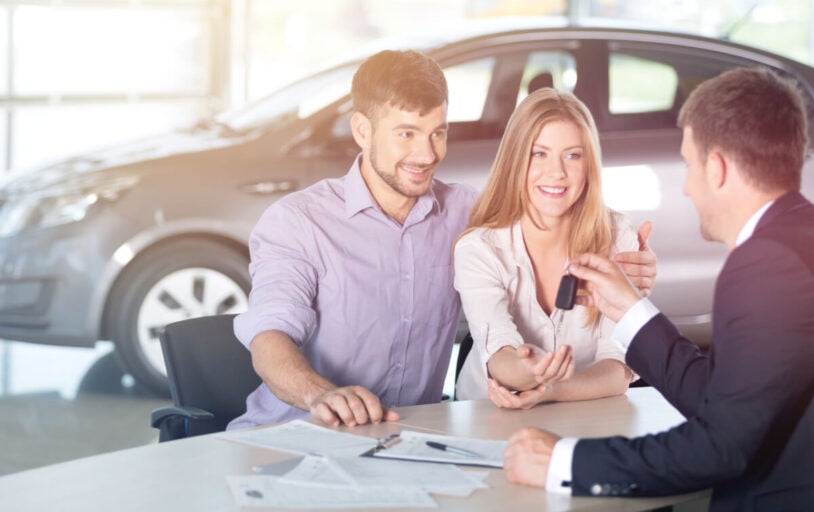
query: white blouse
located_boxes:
[453,212,637,400]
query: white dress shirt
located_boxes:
[453,212,637,400]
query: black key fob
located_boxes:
[555,274,578,310]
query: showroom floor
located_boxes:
[0,341,170,476]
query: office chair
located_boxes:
[149,314,261,441]
[453,332,474,400]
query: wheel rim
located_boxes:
[136,267,249,377]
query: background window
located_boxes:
[14,6,209,96]
[517,50,577,105]
[444,57,495,122]
[609,53,679,114]
[12,102,200,170]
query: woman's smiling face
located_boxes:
[525,119,587,225]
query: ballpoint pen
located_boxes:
[425,441,483,458]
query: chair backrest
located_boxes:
[528,71,554,94]
[454,332,474,400]
[160,314,261,433]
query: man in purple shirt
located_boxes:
[229,50,657,430]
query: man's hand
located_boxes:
[613,221,657,297]
[569,253,641,323]
[504,427,561,487]
[308,385,399,427]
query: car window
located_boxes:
[517,50,577,105]
[609,54,678,114]
[602,42,760,131]
[444,57,495,122]
[218,63,357,133]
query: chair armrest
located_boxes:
[150,405,215,425]
[150,406,216,442]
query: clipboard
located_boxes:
[361,431,506,468]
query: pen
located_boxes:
[426,441,483,458]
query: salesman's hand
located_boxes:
[569,253,641,323]
[613,221,657,297]
[504,427,561,487]
[308,385,399,427]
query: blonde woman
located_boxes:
[454,88,653,408]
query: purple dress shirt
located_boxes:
[227,157,476,428]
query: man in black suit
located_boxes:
[503,67,814,511]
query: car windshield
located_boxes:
[216,63,359,133]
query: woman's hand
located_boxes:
[487,378,549,409]
[517,344,575,386]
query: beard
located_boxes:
[369,143,437,199]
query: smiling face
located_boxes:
[356,103,448,214]
[525,120,587,226]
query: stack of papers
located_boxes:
[218,419,379,457]
[228,455,489,508]
[220,420,502,508]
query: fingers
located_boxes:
[382,405,400,422]
[613,249,657,271]
[504,427,556,487]
[637,220,653,251]
[530,345,573,384]
[488,379,546,410]
[309,386,388,427]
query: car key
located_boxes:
[555,274,578,310]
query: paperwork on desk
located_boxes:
[222,420,497,508]
[228,475,438,508]
[366,430,506,468]
[228,455,489,507]
[218,419,378,457]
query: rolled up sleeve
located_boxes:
[454,234,523,370]
[235,203,319,349]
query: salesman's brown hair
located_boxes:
[678,67,809,192]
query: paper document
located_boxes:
[366,430,507,468]
[273,454,489,497]
[227,475,437,508]
[217,419,378,457]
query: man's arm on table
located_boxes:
[250,330,399,427]
[241,204,397,427]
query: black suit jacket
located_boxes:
[571,192,814,511]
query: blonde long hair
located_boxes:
[465,88,612,325]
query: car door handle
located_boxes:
[239,180,298,195]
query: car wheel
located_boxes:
[106,239,250,396]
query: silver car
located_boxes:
[1,22,813,395]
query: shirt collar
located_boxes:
[343,153,440,224]
[735,199,775,247]
[344,155,377,218]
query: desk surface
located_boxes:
[1,388,708,511]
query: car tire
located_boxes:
[105,238,250,397]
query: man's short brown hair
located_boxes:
[678,67,809,192]
[351,50,448,121]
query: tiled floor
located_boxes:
[0,341,170,476]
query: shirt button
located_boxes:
[402,317,409,323]
[404,273,411,279]
[590,484,602,496]
[394,362,402,369]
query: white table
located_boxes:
[1,388,709,511]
